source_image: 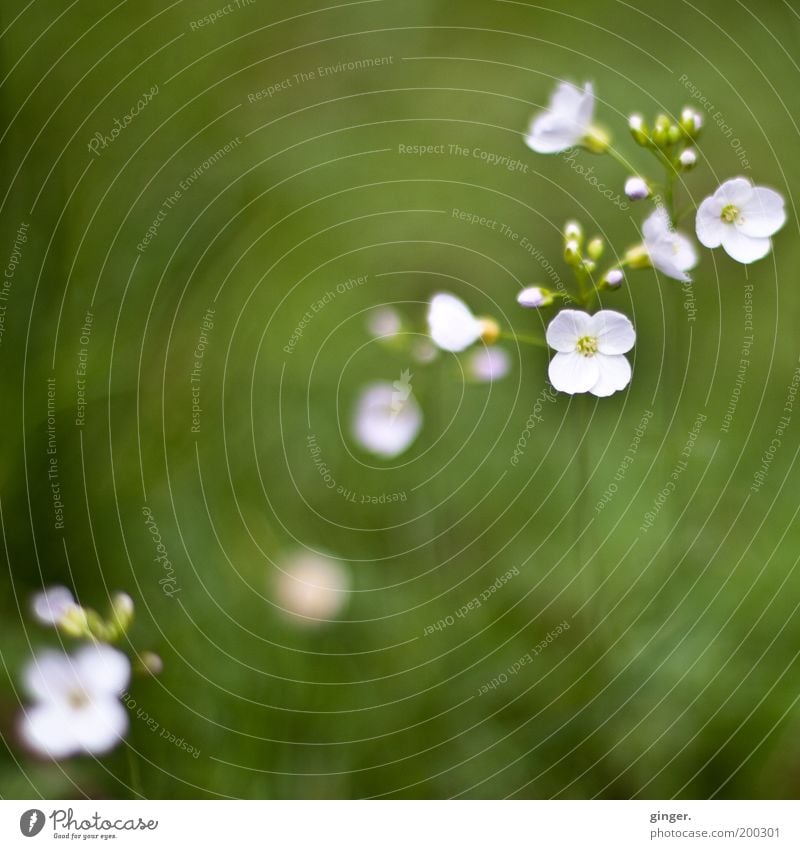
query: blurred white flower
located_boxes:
[624,176,650,200]
[696,177,785,264]
[679,148,697,169]
[411,339,438,364]
[525,81,595,154]
[275,551,350,625]
[427,292,483,352]
[366,306,401,338]
[605,269,624,288]
[468,347,510,382]
[352,381,422,458]
[31,586,76,626]
[642,208,698,282]
[516,286,552,308]
[19,644,130,759]
[546,309,635,397]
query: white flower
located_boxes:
[19,644,130,759]
[427,292,483,352]
[679,148,697,168]
[352,381,422,458]
[468,347,511,382]
[366,306,401,338]
[642,208,698,282]
[624,176,650,200]
[411,339,438,364]
[516,286,552,308]
[275,551,350,625]
[696,177,786,264]
[31,586,76,626]
[546,309,635,397]
[524,81,595,154]
[605,269,624,288]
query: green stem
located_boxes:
[500,331,548,348]
[126,746,144,798]
[605,144,638,176]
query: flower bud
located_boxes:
[679,148,697,170]
[586,238,604,261]
[604,269,624,289]
[516,286,553,308]
[652,114,671,146]
[582,259,596,274]
[138,651,164,676]
[564,239,581,266]
[628,114,649,146]
[624,176,650,201]
[478,317,501,345]
[58,604,90,638]
[563,220,583,244]
[110,592,135,636]
[583,124,610,154]
[667,124,682,145]
[680,107,703,137]
[624,244,652,270]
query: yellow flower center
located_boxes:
[576,335,598,356]
[721,204,739,224]
[67,687,90,709]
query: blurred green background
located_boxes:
[1,0,799,799]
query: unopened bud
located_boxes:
[564,239,581,265]
[679,148,697,169]
[624,244,652,270]
[516,286,553,308]
[583,124,610,154]
[110,592,135,635]
[624,176,650,201]
[563,220,583,244]
[587,238,604,261]
[652,114,671,146]
[667,124,682,144]
[628,114,649,146]
[604,269,624,289]
[680,107,703,137]
[478,317,500,345]
[58,605,91,638]
[139,651,164,676]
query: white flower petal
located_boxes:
[20,703,82,759]
[517,286,547,308]
[276,552,350,624]
[695,196,725,248]
[738,187,786,238]
[75,644,130,698]
[468,347,510,382]
[643,209,698,282]
[720,228,772,264]
[590,354,632,397]
[31,586,75,626]
[23,651,79,703]
[589,311,635,355]
[716,177,754,207]
[353,381,422,458]
[548,351,599,394]
[576,81,594,129]
[642,207,671,242]
[427,293,482,352]
[525,114,581,154]
[545,309,591,352]
[71,699,129,755]
[524,81,593,154]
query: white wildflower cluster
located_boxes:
[346,80,786,456]
[19,586,161,760]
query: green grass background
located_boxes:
[1,0,800,799]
